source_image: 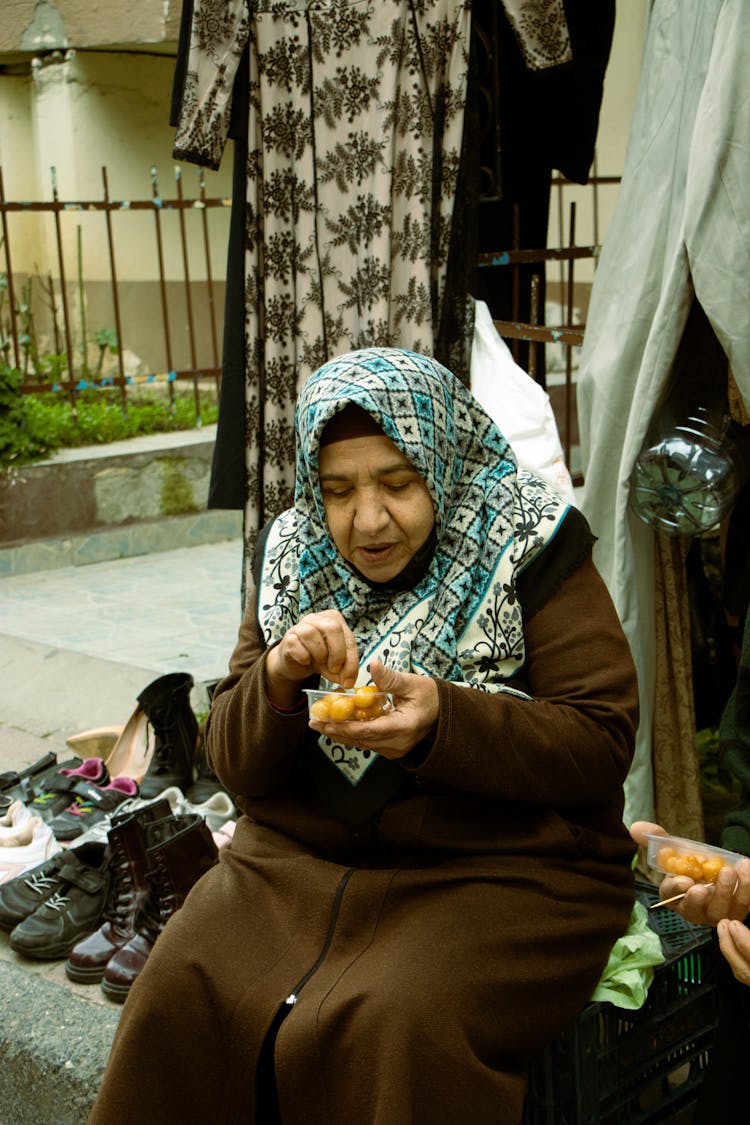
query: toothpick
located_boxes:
[648,891,688,911]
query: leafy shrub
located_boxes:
[0,366,56,466]
[0,378,219,471]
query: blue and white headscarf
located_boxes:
[257,348,569,783]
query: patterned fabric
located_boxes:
[173,0,473,567]
[256,347,570,783]
[501,0,572,71]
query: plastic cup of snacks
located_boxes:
[304,686,393,723]
[646,833,745,884]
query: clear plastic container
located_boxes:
[646,832,745,883]
[630,406,740,536]
[303,687,392,723]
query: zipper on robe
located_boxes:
[284,868,354,1007]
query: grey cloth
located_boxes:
[577,0,750,823]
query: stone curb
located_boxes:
[0,955,121,1125]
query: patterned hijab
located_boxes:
[256,347,568,784]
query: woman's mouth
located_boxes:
[355,543,396,566]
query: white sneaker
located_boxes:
[69,786,237,848]
[140,786,237,832]
[0,818,61,884]
[0,800,33,839]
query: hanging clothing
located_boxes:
[172,0,474,560]
[576,0,750,828]
[473,0,616,382]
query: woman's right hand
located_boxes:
[265,610,360,706]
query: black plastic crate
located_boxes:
[522,882,721,1125]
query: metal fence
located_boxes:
[480,167,621,480]
[1,162,618,473]
[0,163,231,418]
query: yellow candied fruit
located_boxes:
[700,858,727,883]
[309,699,331,721]
[327,694,356,722]
[657,845,731,884]
[308,680,390,723]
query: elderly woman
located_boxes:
[89,348,638,1125]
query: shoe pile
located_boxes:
[0,669,234,999]
[66,804,218,1002]
[0,800,219,997]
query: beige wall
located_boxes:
[0,51,232,279]
[1,0,181,54]
[550,1,650,293]
[0,47,232,375]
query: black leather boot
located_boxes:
[64,797,172,983]
[101,812,218,1002]
[137,673,198,798]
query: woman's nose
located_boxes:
[352,491,389,534]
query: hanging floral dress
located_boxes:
[173,0,472,570]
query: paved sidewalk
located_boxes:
[0,537,244,1125]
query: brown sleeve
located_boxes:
[406,553,639,806]
[202,596,314,798]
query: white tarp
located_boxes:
[577,0,750,824]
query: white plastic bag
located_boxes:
[469,300,576,503]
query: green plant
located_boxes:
[92,328,119,376]
[0,364,56,466]
[0,383,219,471]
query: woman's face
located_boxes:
[318,431,435,582]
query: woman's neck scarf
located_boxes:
[257,347,569,785]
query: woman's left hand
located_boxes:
[307,658,439,760]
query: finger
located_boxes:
[733,858,750,920]
[629,821,668,848]
[283,628,316,667]
[717,919,750,987]
[704,864,742,924]
[660,875,696,899]
[309,617,358,686]
[369,658,405,695]
[308,710,405,758]
[336,627,360,688]
[675,882,711,925]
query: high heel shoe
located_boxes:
[104,709,155,782]
[65,727,124,758]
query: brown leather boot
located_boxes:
[64,797,171,984]
[100,812,218,1002]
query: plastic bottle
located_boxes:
[629,405,745,536]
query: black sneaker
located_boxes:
[0,845,104,932]
[47,777,139,841]
[9,843,110,960]
[28,758,110,823]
